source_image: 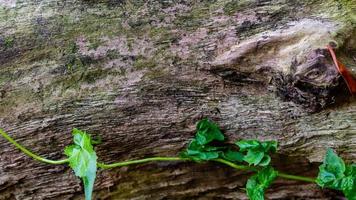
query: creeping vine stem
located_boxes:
[0,128,315,184]
[0,129,68,165]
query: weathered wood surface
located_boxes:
[0,0,355,199]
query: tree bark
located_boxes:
[0,0,355,199]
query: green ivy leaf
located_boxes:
[246,167,278,200]
[258,155,271,167]
[344,186,356,200]
[236,140,260,151]
[339,174,356,200]
[345,165,356,181]
[316,148,356,200]
[236,140,277,152]
[196,119,224,145]
[236,140,277,166]
[316,148,345,187]
[246,180,264,200]
[344,164,356,200]
[221,149,244,162]
[180,119,247,163]
[181,139,224,161]
[324,148,345,178]
[257,167,279,187]
[261,141,277,153]
[243,150,264,166]
[64,128,97,200]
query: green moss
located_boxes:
[64,73,83,89]
[52,5,126,43]
[338,0,356,22]
[88,40,102,50]
[134,57,157,70]
[149,27,169,39]
[174,8,208,30]
[316,0,356,48]
[173,1,219,31]
[1,46,58,70]
[0,71,11,86]
[150,27,178,45]
[319,0,356,23]
[4,36,14,49]
[106,49,120,60]
[223,1,242,15]
[82,68,108,83]
[144,68,166,79]
[62,42,85,73]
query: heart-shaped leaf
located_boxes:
[317,148,356,200]
[246,167,278,200]
[64,129,97,200]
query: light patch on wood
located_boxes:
[0,0,16,8]
[212,19,338,74]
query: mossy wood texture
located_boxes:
[0,0,355,199]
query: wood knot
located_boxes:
[273,48,349,112]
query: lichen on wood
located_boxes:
[0,0,355,199]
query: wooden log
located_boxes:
[0,0,355,199]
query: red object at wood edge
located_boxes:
[327,45,356,95]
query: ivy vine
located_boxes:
[0,119,355,200]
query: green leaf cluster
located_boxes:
[246,167,279,200]
[316,148,356,200]
[236,140,277,166]
[64,129,97,200]
[195,118,225,145]
[180,119,279,200]
[180,119,243,162]
[180,119,278,168]
[241,140,278,200]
